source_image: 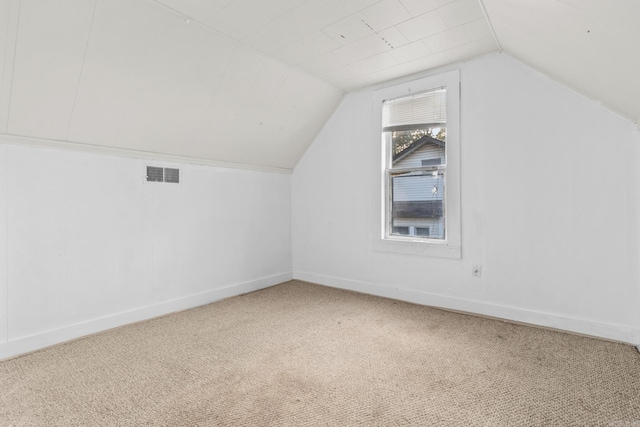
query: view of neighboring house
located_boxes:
[391,134,446,239]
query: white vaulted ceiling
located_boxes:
[154,0,497,90]
[482,0,640,126]
[0,0,638,170]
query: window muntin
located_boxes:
[383,88,447,241]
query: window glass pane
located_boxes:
[416,227,430,236]
[421,158,442,166]
[391,128,446,168]
[392,226,410,235]
[390,171,445,239]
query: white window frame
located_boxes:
[372,70,461,259]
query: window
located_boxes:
[416,227,430,236]
[384,88,447,240]
[372,70,461,259]
[392,226,410,235]
[421,158,442,166]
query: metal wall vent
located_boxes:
[146,166,179,183]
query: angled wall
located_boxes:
[0,140,292,359]
[292,53,640,344]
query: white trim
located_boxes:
[0,272,292,361]
[0,133,293,175]
[372,238,461,259]
[372,70,461,259]
[293,271,640,345]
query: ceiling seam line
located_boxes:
[112,6,161,149]
[477,0,502,52]
[64,0,99,141]
[2,0,21,134]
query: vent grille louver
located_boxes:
[146,166,179,183]
[146,166,164,182]
[164,168,179,183]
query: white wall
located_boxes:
[292,53,640,344]
[0,141,292,359]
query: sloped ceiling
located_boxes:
[0,0,637,171]
[482,0,640,125]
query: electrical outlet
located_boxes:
[472,265,482,278]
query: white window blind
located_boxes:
[383,88,446,130]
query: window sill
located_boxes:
[372,238,461,259]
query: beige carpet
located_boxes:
[1,280,639,426]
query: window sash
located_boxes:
[386,165,447,241]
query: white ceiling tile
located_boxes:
[557,0,640,31]
[117,12,236,153]
[338,52,449,90]
[320,0,384,15]
[239,0,307,19]
[197,64,343,168]
[297,51,351,76]
[322,0,413,45]
[378,26,411,49]
[358,0,413,31]
[437,0,484,28]
[8,0,96,140]
[395,10,447,42]
[271,31,341,65]
[398,0,456,17]
[443,37,497,62]
[205,1,273,40]
[0,1,9,90]
[241,32,284,54]
[384,51,449,76]
[322,19,375,46]
[67,0,163,145]
[388,40,433,63]
[0,0,18,133]
[194,45,265,148]
[331,27,409,66]
[253,5,318,47]
[463,17,493,41]
[233,57,290,126]
[154,0,233,22]
[324,52,398,84]
[258,69,343,168]
[423,27,470,52]
[255,0,380,47]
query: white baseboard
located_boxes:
[0,272,292,361]
[294,271,640,346]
